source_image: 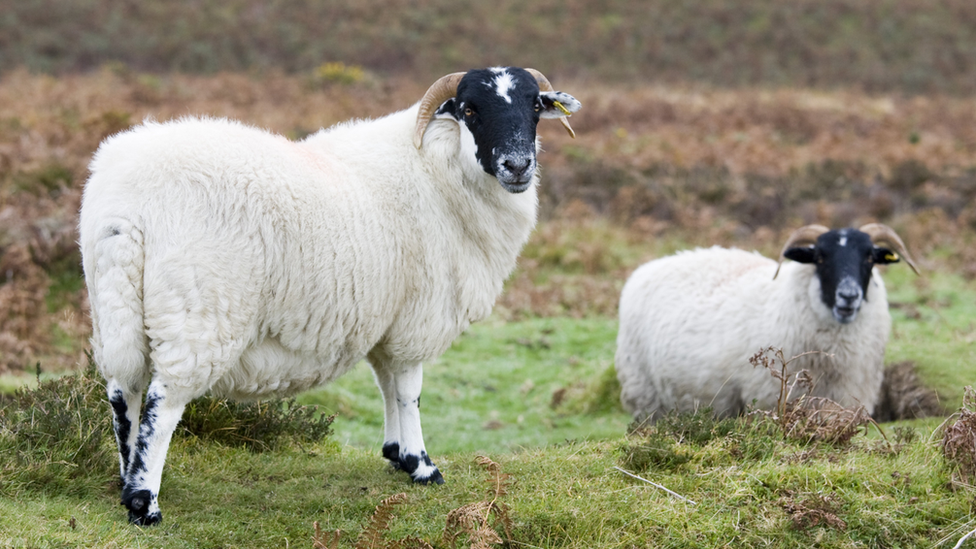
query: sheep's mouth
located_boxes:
[833,305,859,323]
[499,178,533,193]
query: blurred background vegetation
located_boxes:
[3,0,976,95]
[0,0,973,387]
[1,5,975,544]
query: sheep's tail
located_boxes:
[83,218,151,386]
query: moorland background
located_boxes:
[1,1,975,547]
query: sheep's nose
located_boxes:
[838,289,860,302]
[503,158,531,178]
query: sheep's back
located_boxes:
[83,117,406,390]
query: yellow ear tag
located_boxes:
[885,253,899,261]
[553,100,572,116]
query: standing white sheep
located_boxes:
[79,67,581,525]
[615,224,918,422]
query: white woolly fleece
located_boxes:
[615,246,891,419]
[80,107,539,402]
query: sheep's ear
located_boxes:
[434,98,457,120]
[783,246,817,264]
[872,247,901,265]
[538,91,581,119]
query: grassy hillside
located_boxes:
[0,64,973,546]
[3,0,976,94]
[1,336,973,548]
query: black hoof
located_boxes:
[414,469,445,485]
[382,442,402,470]
[122,488,161,526]
[128,508,162,526]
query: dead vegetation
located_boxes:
[311,456,513,549]
[748,347,876,446]
[0,70,974,372]
[941,386,976,489]
[779,491,848,532]
[443,457,514,549]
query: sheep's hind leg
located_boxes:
[120,379,189,526]
[106,379,144,487]
[391,361,443,485]
[370,363,402,470]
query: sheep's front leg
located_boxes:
[394,362,443,484]
[371,364,402,469]
[121,379,188,526]
[371,361,443,484]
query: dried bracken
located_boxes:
[443,456,514,549]
[355,493,411,549]
[312,521,342,549]
[311,493,434,549]
[780,491,848,531]
[941,387,976,489]
[750,347,877,446]
[1,71,975,371]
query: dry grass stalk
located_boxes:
[941,386,976,489]
[443,456,514,549]
[749,346,878,446]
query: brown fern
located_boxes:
[749,346,881,447]
[356,492,409,549]
[313,521,342,549]
[388,536,434,549]
[443,456,514,548]
[942,386,976,488]
[313,492,434,549]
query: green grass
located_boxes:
[883,266,976,409]
[299,317,631,455]
[1,267,974,547]
[0,424,972,548]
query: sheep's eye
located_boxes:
[534,102,542,112]
[464,107,474,117]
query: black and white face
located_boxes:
[784,228,902,323]
[433,67,581,193]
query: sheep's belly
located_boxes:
[209,338,363,401]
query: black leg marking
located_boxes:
[127,391,160,477]
[120,390,163,525]
[382,442,402,470]
[400,451,444,485]
[109,388,132,481]
[121,486,161,525]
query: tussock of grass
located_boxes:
[0,357,115,498]
[0,352,334,501]
[179,397,334,452]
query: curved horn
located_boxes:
[773,224,830,280]
[524,68,576,139]
[413,72,466,149]
[859,223,920,275]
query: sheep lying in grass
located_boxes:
[79,67,580,525]
[615,223,918,422]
